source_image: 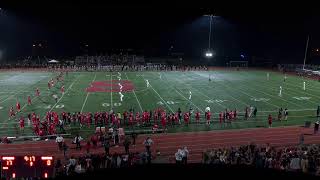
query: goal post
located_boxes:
[229,61,248,68]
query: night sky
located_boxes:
[1,3,320,64]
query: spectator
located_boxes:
[175,149,183,164]
[181,146,189,164]
[63,142,68,158]
[299,134,304,146]
[301,155,309,173]
[56,135,64,151]
[104,140,110,155]
[75,161,84,174]
[131,132,137,146]
[144,137,153,155]
[54,159,64,177]
[86,141,91,154]
[123,136,131,154]
[289,154,301,172]
[73,134,82,150]
[314,121,319,134]
[113,128,119,147]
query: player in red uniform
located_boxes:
[35,88,40,97]
[233,109,237,120]
[206,111,211,125]
[152,124,159,133]
[48,81,51,90]
[61,86,65,94]
[27,96,32,105]
[161,114,167,129]
[195,111,200,124]
[184,112,190,125]
[219,112,223,124]
[129,112,134,126]
[135,112,140,125]
[19,116,25,131]
[16,101,20,112]
[268,114,273,128]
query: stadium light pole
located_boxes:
[204,14,214,58]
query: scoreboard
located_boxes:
[0,156,54,178]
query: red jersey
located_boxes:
[161,116,166,127]
[184,113,189,123]
[16,102,20,111]
[268,115,272,124]
[48,82,51,89]
[35,88,40,96]
[27,96,32,105]
[61,86,65,93]
[19,117,25,128]
[206,112,211,121]
[195,112,200,121]
[135,112,140,123]
[129,112,134,125]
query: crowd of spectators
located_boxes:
[54,151,154,177]
[203,143,320,176]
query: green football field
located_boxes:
[0,70,319,138]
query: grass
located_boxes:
[0,70,319,138]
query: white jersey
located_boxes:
[279,86,282,96]
[205,106,210,112]
[189,91,192,100]
[303,82,306,90]
[146,80,150,87]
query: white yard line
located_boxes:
[140,73,174,113]
[212,71,281,109]
[159,72,205,113]
[124,73,143,112]
[177,73,227,109]
[240,71,320,106]
[0,77,47,103]
[189,72,250,108]
[80,73,97,113]
[49,75,80,112]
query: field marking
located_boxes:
[177,73,227,109]
[80,73,97,113]
[211,71,280,109]
[157,72,204,113]
[139,73,174,113]
[0,73,56,128]
[240,71,320,106]
[237,72,306,109]
[124,73,143,112]
[0,77,47,103]
[254,75,320,105]
[188,72,250,108]
[49,75,80,112]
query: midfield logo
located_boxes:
[86,80,135,93]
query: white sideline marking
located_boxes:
[139,73,174,113]
[49,75,80,112]
[80,73,97,113]
[159,72,204,113]
[124,73,143,112]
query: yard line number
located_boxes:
[102,103,122,107]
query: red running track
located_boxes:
[0,126,319,163]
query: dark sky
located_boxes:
[1,3,320,63]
